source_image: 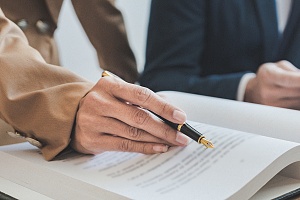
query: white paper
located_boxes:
[1,122,300,200]
[160,91,300,143]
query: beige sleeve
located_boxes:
[71,0,138,83]
[0,9,94,160]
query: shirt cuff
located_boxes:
[236,73,256,101]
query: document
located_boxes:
[1,91,300,200]
[1,123,300,199]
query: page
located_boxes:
[0,177,52,200]
[0,151,129,200]
[1,122,300,200]
[250,175,300,200]
[160,91,300,143]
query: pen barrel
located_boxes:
[150,111,202,142]
[150,111,179,130]
[180,123,202,142]
[162,120,180,130]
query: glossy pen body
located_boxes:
[151,112,214,148]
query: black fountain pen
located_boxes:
[102,70,214,148]
[151,113,214,148]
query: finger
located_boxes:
[270,96,300,110]
[96,117,174,145]
[101,77,187,124]
[82,85,188,146]
[276,87,300,99]
[283,98,300,110]
[275,72,300,88]
[276,60,300,72]
[100,101,189,146]
[73,112,174,154]
[87,135,170,154]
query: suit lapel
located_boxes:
[277,0,300,59]
[44,0,64,25]
[254,0,279,62]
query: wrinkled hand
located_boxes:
[245,60,300,109]
[71,76,189,155]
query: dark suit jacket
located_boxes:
[140,0,300,100]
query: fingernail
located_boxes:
[176,132,189,145]
[173,110,187,122]
[153,145,169,153]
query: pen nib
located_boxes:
[200,138,214,148]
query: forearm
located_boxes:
[140,69,246,100]
[0,9,94,160]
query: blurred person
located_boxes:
[140,0,300,110]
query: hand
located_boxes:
[244,60,300,109]
[71,76,189,155]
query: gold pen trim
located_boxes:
[199,137,214,148]
[102,70,115,77]
[198,136,204,144]
[177,124,183,132]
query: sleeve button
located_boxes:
[36,20,50,34]
[16,19,28,31]
[6,131,25,139]
[25,137,43,148]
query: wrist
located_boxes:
[244,76,256,103]
[236,73,256,101]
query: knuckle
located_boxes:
[260,63,273,73]
[128,126,142,140]
[98,77,110,88]
[142,143,150,154]
[134,86,152,104]
[278,60,290,66]
[259,63,268,70]
[115,81,123,92]
[100,76,122,91]
[260,65,271,76]
[159,101,170,116]
[132,109,150,126]
[258,68,273,82]
[119,139,134,152]
[110,78,123,92]
[162,125,172,141]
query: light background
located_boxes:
[55,0,151,83]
